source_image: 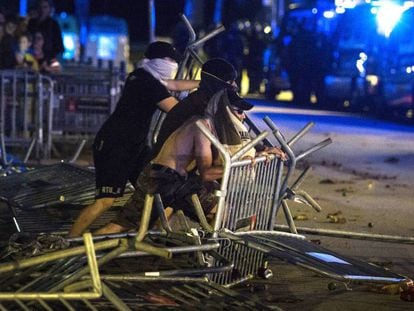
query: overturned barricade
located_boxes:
[0,113,410,309]
[0,162,124,235]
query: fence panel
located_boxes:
[0,69,54,159]
[51,66,123,137]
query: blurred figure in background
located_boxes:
[0,19,16,69]
[203,23,245,88]
[32,30,60,73]
[15,32,39,71]
[5,14,20,38]
[245,27,266,95]
[27,0,64,67]
[284,21,331,105]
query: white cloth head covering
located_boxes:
[136,58,178,85]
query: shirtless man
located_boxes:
[95,90,286,234]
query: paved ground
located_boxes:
[245,101,414,310]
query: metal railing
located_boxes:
[195,113,332,285]
[0,69,54,159]
[51,66,123,137]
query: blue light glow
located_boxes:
[62,33,76,60]
[97,35,117,59]
[323,11,336,19]
[376,3,404,37]
[19,0,27,16]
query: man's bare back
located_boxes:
[152,117,223,182]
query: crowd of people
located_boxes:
[0,0,64,73]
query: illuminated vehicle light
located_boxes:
[323,11,336,18]
[336,7,346,14]
[366,75,379,86]
[276,91,293,102]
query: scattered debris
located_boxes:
[319,178,336,184]
[327,211,347,224]
[293,214,309,221]
[400,282,414,302]
[335,187,355,196]
[365,280,413,297]
[319,160,397,180]
[328,282,337,291]
[400,287,414,302]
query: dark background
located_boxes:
[2,0,265,42]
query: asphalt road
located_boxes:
[243,101,414,310]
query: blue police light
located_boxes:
[62,33,76,60]
[97,35,117,59]
[376,3,404,37]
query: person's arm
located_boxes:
[194,120,223,182]
[164,79,199,91]
[157,96,179,113]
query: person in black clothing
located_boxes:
[27,0,64,65]
[203,24,246,88]
[154,58,247,156]
[245,30,266,94]
[68,41,199,237]
[0,22,16,69]
[285,24,331,106]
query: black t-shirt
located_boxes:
[98,69,171,146]
[153,89,210,156]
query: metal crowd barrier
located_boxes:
[0,112,408,309]
[0,229,275,310]
[194,116,330,286]
[0,69,54,160]
[51,65,123,137]
[148,14,225,148]
[0,65,123,163]
[195,116,408,287]
[0,162,133,235]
